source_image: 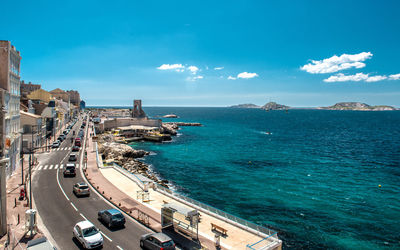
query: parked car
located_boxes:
[73,182,90,197]
[57,136,64,142]
[27,236,56,250]
[98,209,125,228]
[140,233,175,250]
[63,163,76,177]
[52,141,60,148]
[73,221,103,249]
[72,145,80,152]
[69,153,77,162]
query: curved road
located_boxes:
[32,116,151,249]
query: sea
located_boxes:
[123,107,400,249]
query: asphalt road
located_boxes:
[32,115,152,250]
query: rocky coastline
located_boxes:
[97,121,202,188]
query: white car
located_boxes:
[73,221,103,249]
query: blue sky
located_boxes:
[1,0,400,107]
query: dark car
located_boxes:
[72,145,80,152]
[140,233,175,250]
[63,163,76,177]
[73,182,90,197]
[98,209,125,228]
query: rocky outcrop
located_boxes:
[261,102,290,110]
[229,103,260,108]
[165,122,202,127]
[321,102,397,111]
[163,114,179,118]
[99,142,149,161]
[161,123,178,135]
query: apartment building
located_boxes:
[0,40,21,177]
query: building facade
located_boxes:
[67,90,80,105]
[0,40,21,177]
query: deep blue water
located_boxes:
[128,107,400,249]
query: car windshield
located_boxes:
[112,214,124,220]
[162,241,174,247]
[82,226,98,237]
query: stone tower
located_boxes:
[132,100,146,118]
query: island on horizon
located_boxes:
[229,101,398,111]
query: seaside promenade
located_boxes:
[83,123,282,249]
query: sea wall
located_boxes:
[103,117,162,131]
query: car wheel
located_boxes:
[140,240,144,248]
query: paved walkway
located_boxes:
[0,156,44,249]
[84,124,281,250]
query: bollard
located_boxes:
[102,191,104,194]
[118,203,121,207]
[17,214,20,225]
[14,198,16,208]
[97,186,99,189]
[110,197,112,200]
[129,210,132,214]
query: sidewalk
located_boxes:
[0,156,44,249]
[84,124,282,250]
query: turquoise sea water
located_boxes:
[128,107,400,249]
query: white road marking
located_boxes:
[116,246,123,250]
[79,213,88,220]
[70,202,78,211]
[76,164,79,168]
[49,165,53,170]
[100,231,112,242]
[60,164,63,169]
[55,164,59,169]
[38,165,43,170]
[44,165,48,170]
[56,170,70,201]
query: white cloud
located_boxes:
[188,65,199,74]
[324,73,389,82]
[214,67,224,70]
[237,72,259,79]
[389,73,400,80]
[227,76,236,80]
[365,75,387,82]
[301,52,373,74]
[187,75,203,81]
[157,64,185,72]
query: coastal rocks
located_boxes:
[161,123,178,135]
[120,159,170,188]
[164,122,202,127]
[163,114,179,118]
[99,142,149,159]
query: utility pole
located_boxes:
[29,153,32,209]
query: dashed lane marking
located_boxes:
[79,213,88,220]
[100,232,112,242]
[76,164,79,168]
[71,202,78,211]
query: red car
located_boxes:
[75,138,81,147]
